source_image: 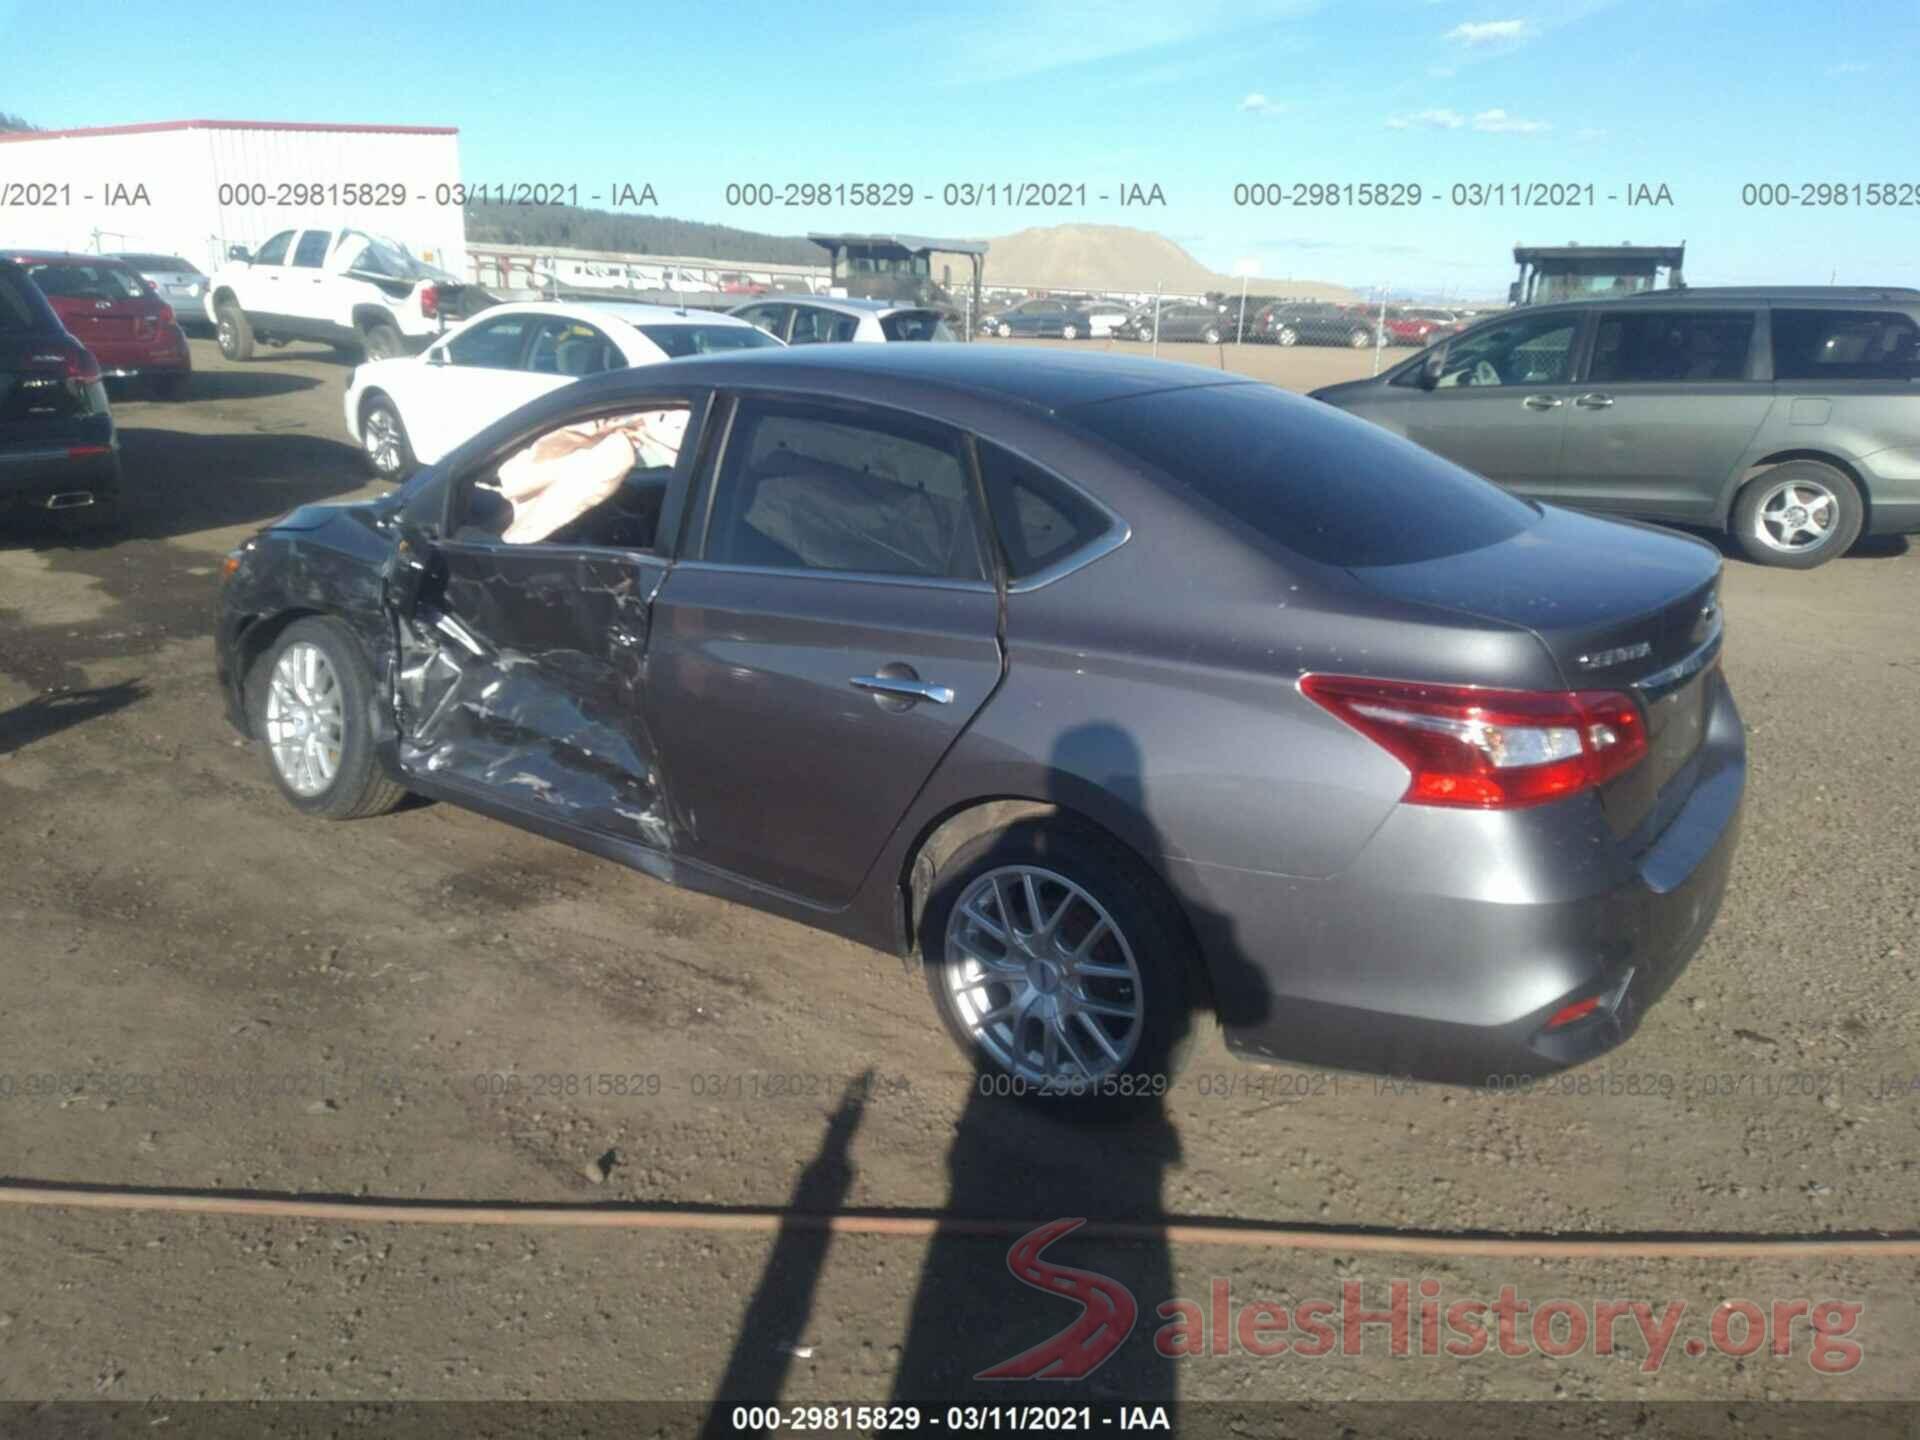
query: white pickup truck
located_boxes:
[204,226,490,362]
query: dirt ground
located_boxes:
[0,333,1916,1426]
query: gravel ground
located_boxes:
[0,337,1915,1421]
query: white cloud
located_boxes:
[1446,18,1530,44]
[1471,107,1550,132]
[1239,92,1288,114]
[1387,108,1468,129]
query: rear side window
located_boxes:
[1071,382,1538,568]
[880,310,956,342]
[1771,309,1920,381]
[976,442,1114,580]
[703,400,986,580]
[0,268,52,331]
[1589,310,1756,382]
[637,324,779,357]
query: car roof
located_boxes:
[589,342,1251,412]
[1620,286,1920,303]
[10,250,134,265]
[482,300,763,330]
[756,296,933,317]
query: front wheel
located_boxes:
[1061,324,1079,340]
[922,820,1195,1107]
[996,322,1012,338]
[250,617,408,820]
[1276,326,1298,347]
[216,301,254,361]
[1202,326,1222,345]
[1349,328,1373,348]
[1731,462,1862,569]
[360,396,417,480]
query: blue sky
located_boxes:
[5,0,1917,296]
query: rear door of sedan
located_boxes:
[643,392,1004,906]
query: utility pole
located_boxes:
[1237,273,1249,347]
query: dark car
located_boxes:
[215,345,1742,1103]
[0,258,121,529]
[1262,301,1384,349]
[1120,302,1248,344]
[1312,287,1920,568]
[15,252,191,398]
[988,298,1096,340]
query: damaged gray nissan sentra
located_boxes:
[215,344,1743,1103]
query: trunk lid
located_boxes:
[1347,504,1724,836]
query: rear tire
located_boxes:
[1349,328,1373,348]
[216,301,254,361]
[1730,461,1862,569]
[921,819,1196,1110]
[1061,324,1079,340]
[1276,326,1298,346]
[1203,326,1222,345]
[249,616,407,820]
[359,322,404,362]
[149,372,189,401]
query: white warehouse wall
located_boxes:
[0,122,466,276]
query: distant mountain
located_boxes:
[984,224,1356,301]
[0,111,40,133]
[464,203,822,266]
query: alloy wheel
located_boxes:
[1753,477,1839,554]
[264,642,345,797]
[943,865,1144,1084]
[364,408,405,475]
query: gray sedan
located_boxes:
[212,345,1743,1104]
[109,252,211,333]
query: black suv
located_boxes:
[1,258,121,530]
[1312,287,1920,567]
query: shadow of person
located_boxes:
[0,680,147,757]
[888,721,1263,1410]
[702,1070,873,1434]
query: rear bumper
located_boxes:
[90,330,192,378]
[1177,671,1745,1085]
[0,440,121,511]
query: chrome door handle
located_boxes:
[852,675,954,705]
[1523,393,1563,410]
[1575,392,1614,408]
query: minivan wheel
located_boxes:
[250,617,407,820]
[922,821,1194,1105]
[216,301,254,361]
[1731,462,1862,569]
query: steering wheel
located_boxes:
[1473,360,1501,387]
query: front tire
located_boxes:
[1203,326,1222,345]
[149,372,189,401]
[249,617,407,820]
[359,395,417,480]
[1731,461,1862,569]
[216,301,254,361]
[1061,324,1079,340]
[1349,327,1373,349]
[1276,326,1298,347]
[996,322,1012,338]
[921,820,1195,1107]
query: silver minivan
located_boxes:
[1312,287,1920,568]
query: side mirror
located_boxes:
[1419,350,1446,390]
[425,347,447,366]
[227,245,252,263]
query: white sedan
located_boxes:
[343,300,781,478]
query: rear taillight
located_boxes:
[157,301,175,326]
[419,284,440,319]
[1300,674,1648,810]
[38,340,102,383]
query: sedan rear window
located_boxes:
[1070,382,1539,568]
[639,324,780,358]
[880,310,956,342]
[27,263,146,300]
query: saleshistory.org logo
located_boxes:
[977,1220,1866,1379]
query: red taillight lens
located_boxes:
[1545,995,1603,1029]
[419,284,440,318]
[1300,674,1648,810]
[157,301,175,326]
[61,341,102,383]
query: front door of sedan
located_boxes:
[1398,309,1588,495]
[406,311,549,460]
[1552,307,1770,520]
[384,395,702,854]
[643,394,1005,907]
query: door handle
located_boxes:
[851,674,955,705]
[1522,394,1563,410]
[1575,392,1614,408]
